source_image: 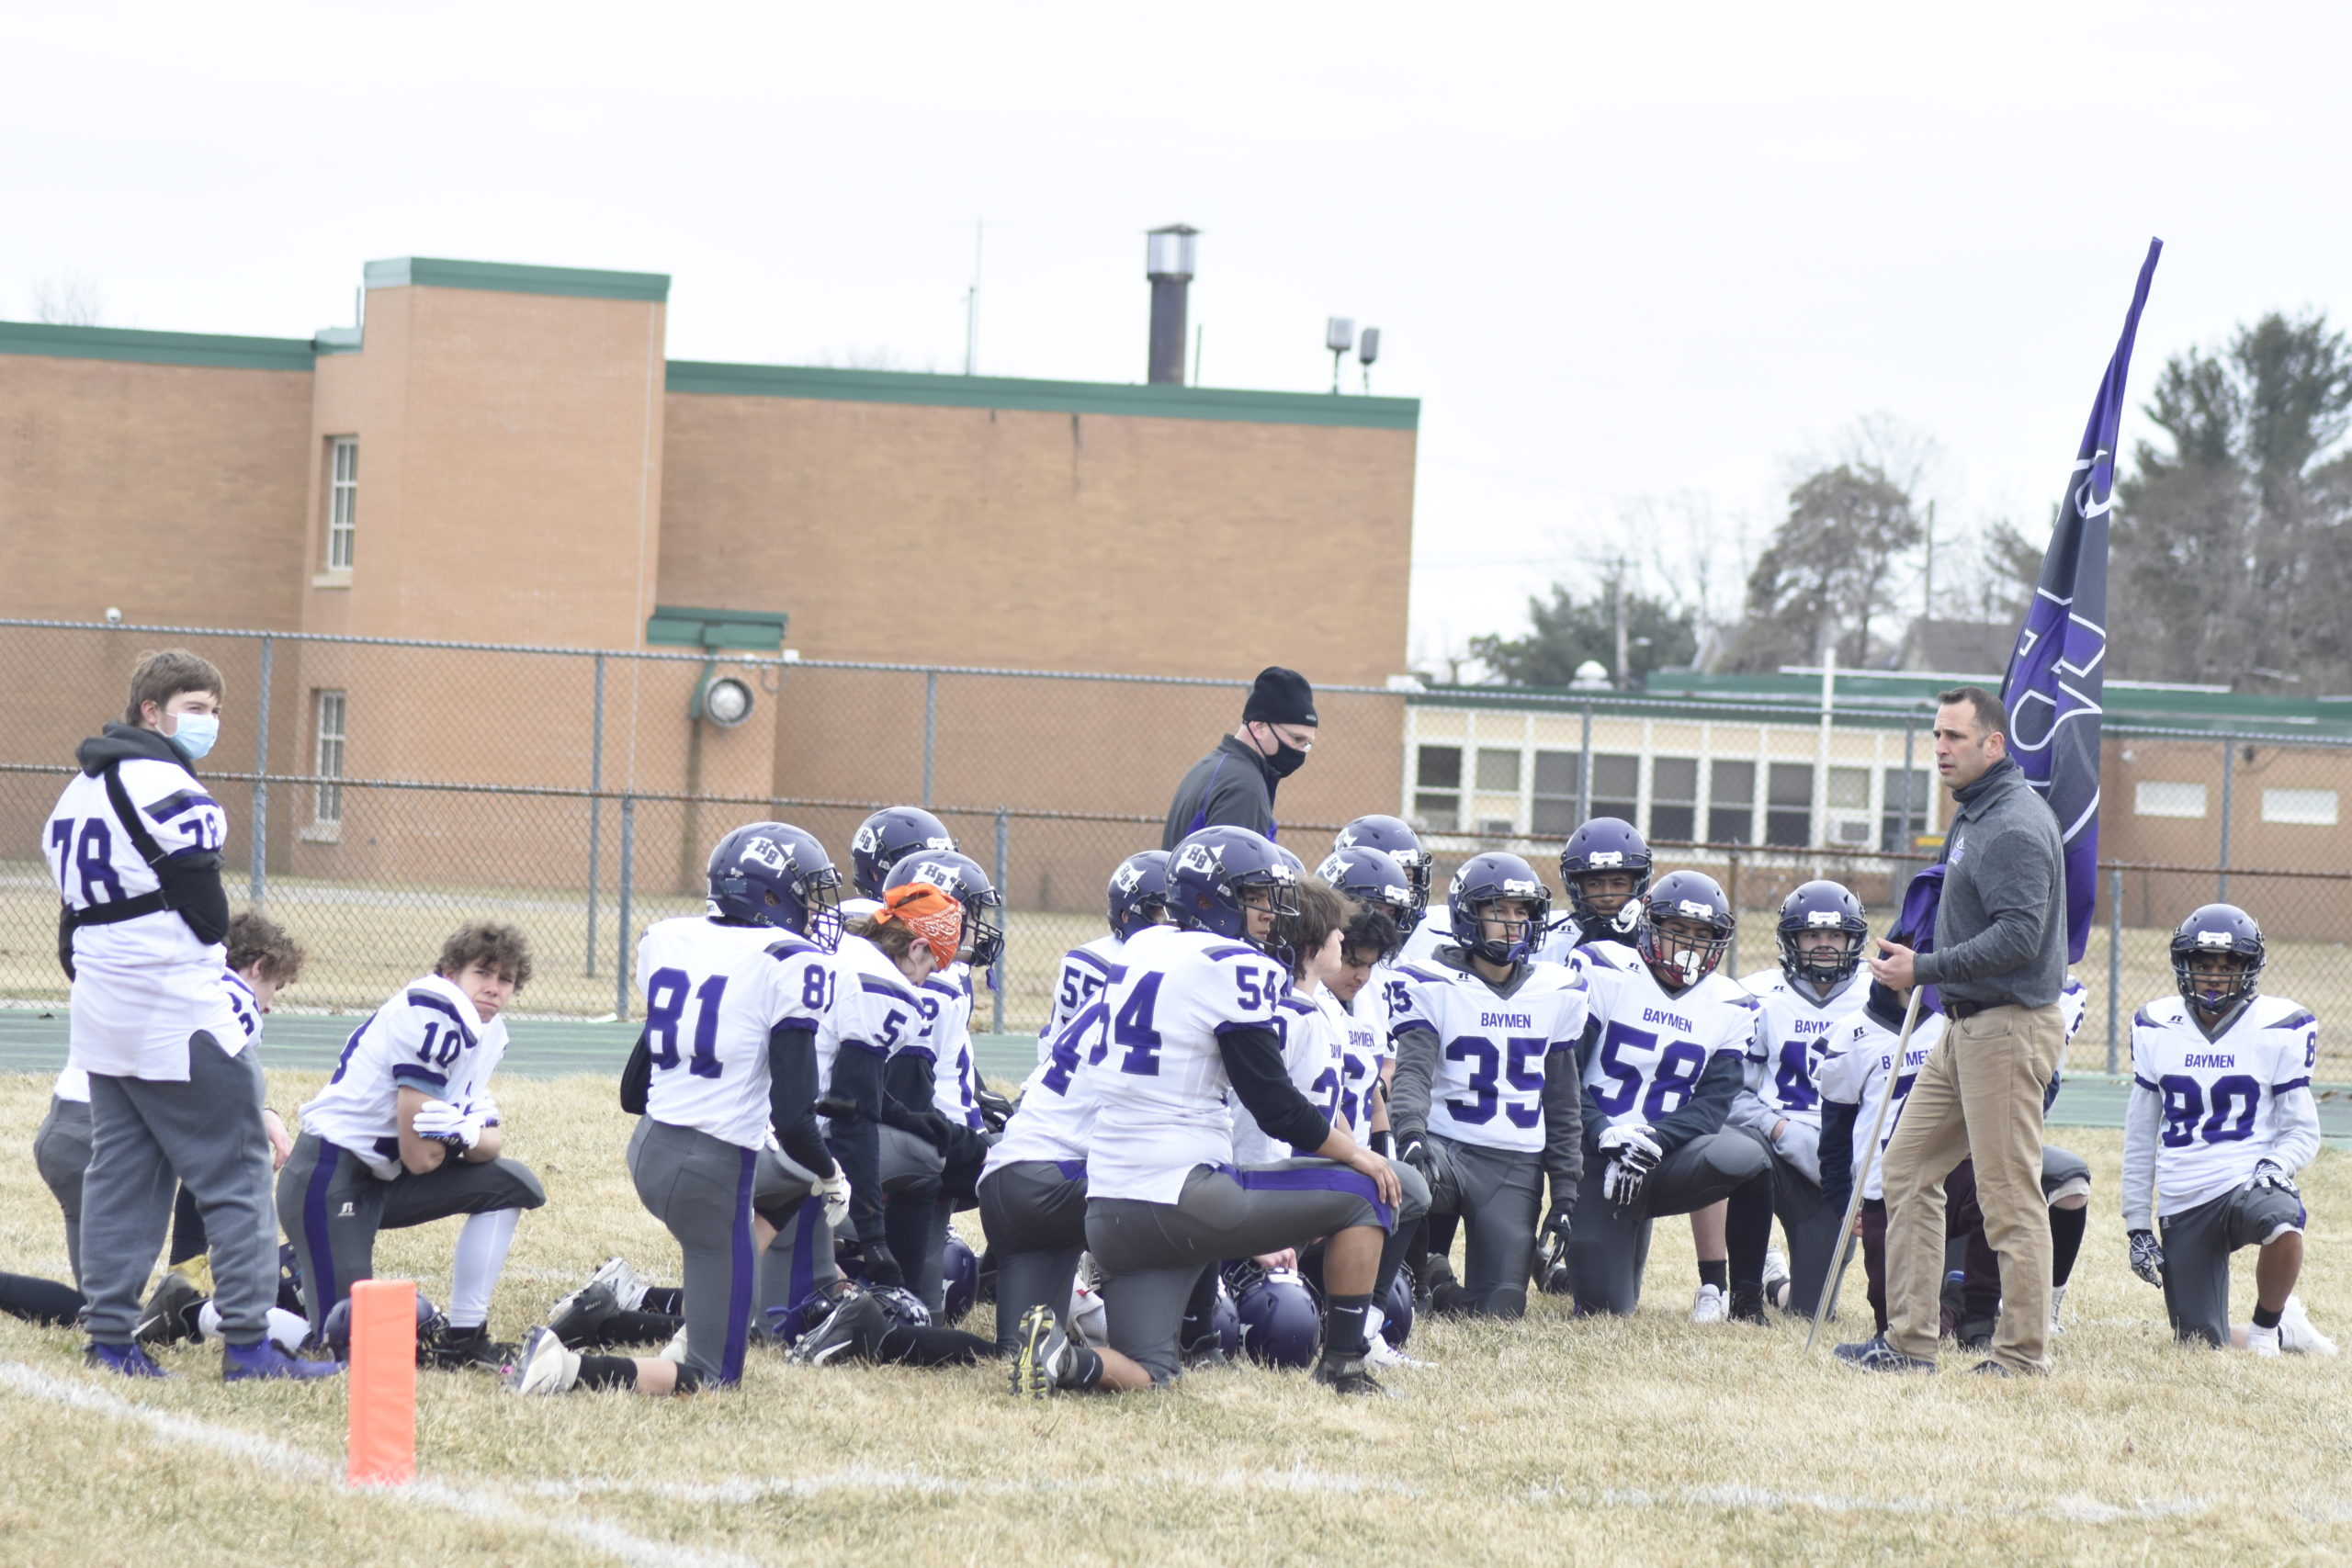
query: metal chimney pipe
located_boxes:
[1145,225,1198,385]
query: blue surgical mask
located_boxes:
[170,713,220,761]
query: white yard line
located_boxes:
[1544,1481,2211,1524]
[529,1461,1419,1504]
[0,1361,759,1568]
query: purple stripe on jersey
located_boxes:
[142,789,220,823]
[721,1146,757,1386]
[857,975,917,1005]
[2133,1075,2161,1092]
[764,936,819,960]
[1053,1158,1088,1182]
[2275,1077,2312,1094]
[1204,944,1264,962]
[2278,1010,2318,1032]
[1067,949,1116,976]
[403,990,478,1044]
[390,1063,448,1091]
[300,1142,343,1318]
[1227,1162,1394,1231]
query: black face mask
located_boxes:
[1265,739,1309,778]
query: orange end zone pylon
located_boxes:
[346,1278,417,1486]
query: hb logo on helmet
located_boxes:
[1112,862,1146,895]
[908,860,962,890]
[852,823,881,855]
[741,836,788,873]
[1175,842,1224,878]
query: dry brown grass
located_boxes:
[6,1070,2352,1567]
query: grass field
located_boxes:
[6,1071,2352,1566]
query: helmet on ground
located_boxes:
[886,850,1005,968]
[1380,1269,1416,1349]
[1229,1263,1320,1370]
[1335,815,1432,917]
[1106,851,1174,939]
[2170,903,2266,1012]
[322,1290,446,1361]
[1446,852,1551,966]
[707,821,844,950]
[851,807,956,899]
[941,1234,978,1326]
[1166,826,1300,950]
[1638,870,1736,987]
[1776,880,1868,990]
[1209,1276,1241,1359]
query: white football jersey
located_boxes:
[51,1067,91,1104]
[300,973,508,1177]
[1574,943,1756,1132]
[823,934,932,1089]
[2131,993,2319,1216]
[1326,987,1382,1134]
[1085,924,1291,1204]
[1232,992,1347,1165]
[46,752,238,1078]
[986,999,1109,1173]
[2060,976,2087,1043]
[1815,1009,1946,1201]
[633,917,834,1150]
[1037,934,1126,1066]
[1396,907,1453,967]
[922,964,985,1129]
[1394,959,1590,1154]
[1736,968,1868,1133]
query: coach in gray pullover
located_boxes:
[1840,684,2067,1378]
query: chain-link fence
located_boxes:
[6,618,2347,1071]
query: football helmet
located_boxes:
[1446,852,1551,965]
[1333,814,1433,917]
[1559,817,1654,941]
[886,849,1005,968]
[1637,869,1736,987]
[850,807,956,900]
[941,1234,978,1326]
[1166,826,1300,949]
[1317,845,1416,928]
[1106,850,1174,939]
[1229,1262,1320,1371]
[1776,879,1868,990]
[707,821,844,950]
[2170,903,2266,1012]
[322,1290,447,1363]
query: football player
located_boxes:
[1534,817,1653,963]
[2123,904,2335,1355]
[979,998,1109,1359]
[1014,827,1401,1396]
[1389,853,1589,1320]
[1723,881,1871,1320]
[1334,815,1443,966]
[847,806,957,907]
[280,922,545,1370]
[1564,872,1772,1318]
[508,824,843,1396]
[1035,851,1172,1065]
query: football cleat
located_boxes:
[584,1255,649,1314]
[547,1280,620,1348]
[135,1271,205,1346]
[1311,1350,1385,1396]
[1690,1283,1728,1324]
[789,1289,888,1367]
[1728,1284,1769,1326]
[1833,1334,1936,1373]
[1968,1359,2015,1377]
[2245,1325,2283,1358]
[1363,1334,1431,1370]
[222,1339,342,1381]
[424,1322,515,1373]
[1954,1306,1996,1351]
[85,1341,171,1379]
[659,1323,692,1364]
[1761,1248,1792,1313]
[1012,1304,1077,1399]
[503,1325,582,1393]
[2049,1282,2068,1335]
[2280,1295,2338,1356]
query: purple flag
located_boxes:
[2001,239,2162,964]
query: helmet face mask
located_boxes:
[1635,871,1736,988]
[1446,852,1552,967]
[2170,903,2265,1014]
[1168,827,1296,953]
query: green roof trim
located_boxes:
[366,257,671,304]
[647,604,788,650]
[0,320,315,373]
[664,360,1420,431]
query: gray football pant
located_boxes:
[1088,1160,1392,1383]
[1566,1129,1770,1315]
[746,1140,841,1325]
[1419,1134,1544,1318]
[978,1158,1089,1355]
[2158,1183,2306,1348]
[277,1131,546,1341]
[629,1117,760,1385]
[1726,1123,1842,1316]
[81,1032,277,1345]
[882,1125,948,1313]
[32,1095,93,1287]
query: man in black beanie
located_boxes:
[1160,667,1317,850]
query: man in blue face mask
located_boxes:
[45,649,334,1381]
[1160,666,1317,852]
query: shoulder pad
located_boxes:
[1276,996,1317,1015]
[1066,947,1119,975]
[2273,1008,2317,1032]
[2132,1003,2165,1031]
[1202,943,1265,963]
[1395,964,1450,984]
[763,934,818,961]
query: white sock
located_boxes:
[196,1300,221,1341]
[266,1307,309,1353]
[449,1209,521,1330]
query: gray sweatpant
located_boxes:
[629,1117,760,1385]
[1566,1128,1770,1315]
[978,1157,1089,1355]
[2158,1183,2306,1348]
[882,1125,949,1314]
[81,1032,277,1345]
[32,1096,92,1287]
[1419,1135,1544,1318]
[1087,1160,1391,1383]
[750,1141,842,1325]
[1726,1123,1842,1316]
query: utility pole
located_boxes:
[1922,498,1937,626]
[963,221,982,376]
[1611,557,1630,689]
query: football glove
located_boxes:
[1596,1122,1664,1166]
[859,1239,906,1290]
[815,1168,853,1230]
[1601,1156,1651,1210]
[1396,1134,1430,1175]
[412,1099,486,1152]
[2246,1160,2301,1196]
[2128,1229,2165,1287]
[975,1088,1015,1134]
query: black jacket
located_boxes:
[1161,734,1280,850]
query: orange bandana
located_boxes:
[875,882,964,968]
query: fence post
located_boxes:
[923,669,938,808]
[2216,739,2234,903]
[250,633,272,908]
[2105,863,2123,1074]
[587,653,605,976]
[1724,850,1741,976]
[1577,699,1594,823]
[1898,713,1917,852]
[615,795,636,1021]
[992,806,1009,1034]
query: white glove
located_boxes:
[413,1098,487,1152]
[2246,1159,2301,1196]
[1597,1122,1662,1209]
[816,1168,853,1229]
[1597,1122,1663,1164]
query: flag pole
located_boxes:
[1805,986,1924,1354]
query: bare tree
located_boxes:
[30,274,103,326]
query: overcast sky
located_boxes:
[11,2,2346,671]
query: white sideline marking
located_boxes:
[1555,1481,2209,1524]
[531,1461,1418,1504]
[0,1361,757,1568]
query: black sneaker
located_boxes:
[1729,1284,1770,1326]
[547,1280,620,1348]
[1312,1350,1385,1396]
[424,1322,515,1372]
[789,1290,887,1367]
[1970,1359,2014,1377]
[135,1272,205,1346]
[1833,1334,1936,1373]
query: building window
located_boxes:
[1649,757,1698,842]
[2134,781,2206,819]
[1476,749,1521,792]
[1826,766,1873,845]
[313,691,346,828]
[2263,787,2338,826]
[325,437,357,570]
[1882,766,1930,851]
[1414,745,1462,831]
[1709,760,1755,844]
[1765,762,1814,847]
[1590,754,1640,826]
[1531,750,1581,836]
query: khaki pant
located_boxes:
[1880,1002,2062,1371]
